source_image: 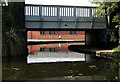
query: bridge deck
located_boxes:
[25,4,106,29]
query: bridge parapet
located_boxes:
[25,4,106,29]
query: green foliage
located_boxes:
[113,45,120,50]
[90,2,119,18]
[109,31,117,42]
[91,1,120,49]
[113,52,120,62]
[112,13,120,25]
[96,2,106,17]
[107,3,118,13]
[91,2,120,26]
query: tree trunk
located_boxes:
[118,51,120,81]
[118,27,120,45]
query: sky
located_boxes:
[25,0,98,7]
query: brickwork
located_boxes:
[27,31,85,54]
[27,31,85,40]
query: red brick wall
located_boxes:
[27,31,85,40]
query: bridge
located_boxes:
[25,4,106,29]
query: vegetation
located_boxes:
[90,1,120,80]
[113,45,120,50]
[2,2,26,56]
[91,1,120,50]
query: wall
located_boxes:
[27,31,85,40]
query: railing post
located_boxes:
[69,8,71,16]
[39,6,42,28]
[74,7,76,17]
[49,7,51,16]
[31,6,33,16]
[48,7,49,16]
[29,6,31,16]
[57,6,60,28]
[39,6,42,17]
[57,6,60,18]
[89,8,93,28]
[89,8,92,18]
[74,7,77,28]
[63,8,64,16]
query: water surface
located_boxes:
[2,43,119,80]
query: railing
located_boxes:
[25,5,106,29]
[25,5,99,17]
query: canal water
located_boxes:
[2,43,120,80]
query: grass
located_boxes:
[113,45,120,50]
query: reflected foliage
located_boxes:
[113,52,120,63]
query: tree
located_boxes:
[90,1,120,49]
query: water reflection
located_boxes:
[2,56,118,80]
[2,43,119,80]
[27,43,85,54]
[27,43,87,63]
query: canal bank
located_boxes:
[69,45,120,58]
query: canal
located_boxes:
[2,43,120,80]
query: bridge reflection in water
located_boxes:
[27,43,91,63]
